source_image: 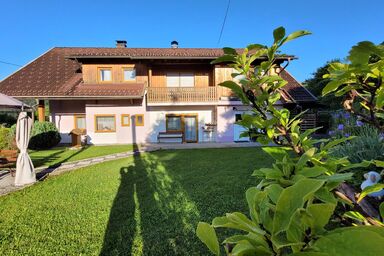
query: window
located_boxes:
[95,115,116,132]
[74,115,86,129]
[98,68,112,82]
[121,114,130,126]
[135,114,144,126]
[123,68,136,81]
[166,72,194,87]
[166,116,182,131]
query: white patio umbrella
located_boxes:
[0,93,30,109]
[14,111,36,186]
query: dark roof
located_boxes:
[0,47,312,102]
[279,70,317,103]
[0,48,145,98]
[66,47,296,60]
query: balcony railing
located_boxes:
[147,87,218,103]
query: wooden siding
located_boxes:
[214,66,235,97]
[82,63,148,84]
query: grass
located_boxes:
[29,144,133,168]
[0,147,273,255]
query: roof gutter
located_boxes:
[12,95,144,100]
[66,55,298,60]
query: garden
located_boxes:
[0,27,384,255]
[0,147,273,255]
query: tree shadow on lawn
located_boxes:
[100,146,271,255]
[100,146,205,255]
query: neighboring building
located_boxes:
[0,41,316,144]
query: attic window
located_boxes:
[98,68,112,82]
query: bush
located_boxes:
[29,121,61,150]
[0,113,17,127]
[330,125,384,184]
[0,125,16,150]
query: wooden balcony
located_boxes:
[147,87,218,104]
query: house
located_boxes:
[0,40,316,144]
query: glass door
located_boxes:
[184,115,198,143]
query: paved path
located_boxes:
[0,142,260,196]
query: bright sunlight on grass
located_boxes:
[0,147,273,255]
[29,144,134,168]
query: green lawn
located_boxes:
[0,147,273,255]
[29,144,134,168]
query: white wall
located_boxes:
[147,106,214,143]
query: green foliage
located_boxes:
[197,27,384,255]
[330,125,384,164]
[29,121,61,150]
[303,60,343,109]
[0,125,16,150]
[322,41,384,131]
[0,112,17,127]
[330,125,384,184]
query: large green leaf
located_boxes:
[296,166,328,178]
[313,226,384,255]
[357,183,384,203]
[273,26,286,43]
[219,81,248,102]
[223,47,237,55]
[212,213,265,235]
[196,222,220,255]
[230,240,268,256]
[349,41,384,65]
[262,147,290,161]
[211,55,236,64]
[306,203,336,234]
[223,233,270,253]
[322,79,345,96]
[280,30,312,46]
[246,187,261,223]
[273,178,325,234]
[380,202,384,219]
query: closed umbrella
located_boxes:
[14,112,35,186]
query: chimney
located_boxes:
[116,40,127,48]
[171,40,179,48]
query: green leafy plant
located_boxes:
[322,41,384,131]
[196,27,384,255]
[29,121,61,150]
[0,125,16,150]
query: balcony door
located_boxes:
[166,114,198,143]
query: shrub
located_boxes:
[0,112,17,127]
[330,125,384,184]
[29,121,61,150]
[0,125,16,150]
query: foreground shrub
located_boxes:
[29,121,61,150]
[196,27,384,255]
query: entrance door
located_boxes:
[184,115,198,143]
[233,113,250,142]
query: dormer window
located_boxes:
[123,67,136,82]
[98,67,112,82]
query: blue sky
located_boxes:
[0,0,383,82]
